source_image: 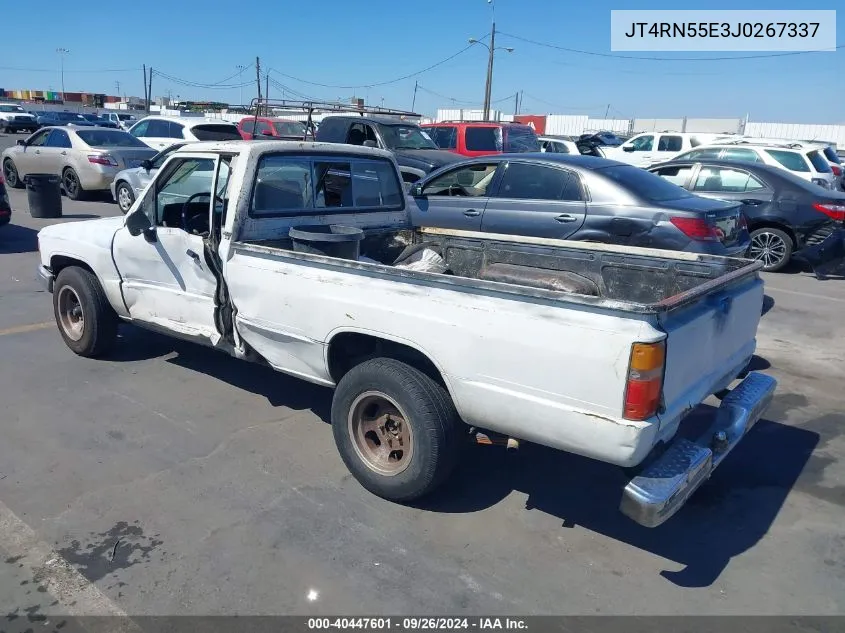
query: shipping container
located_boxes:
[514,115,547,134]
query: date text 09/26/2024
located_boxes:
[307,618,528,630]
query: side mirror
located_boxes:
[16,139,26,146]
[261,131,275,137]
[362,140,378,148]
[126,209,153,237]
[409,183,424,197]
[140,159,152,171]
[622,145,635,152]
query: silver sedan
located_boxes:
[110,142,187,213]
[2,126,156,200]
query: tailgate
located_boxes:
[658,273,763,430]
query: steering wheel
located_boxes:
[181,192,223,234]
[446,184,470,197]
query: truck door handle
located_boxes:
[186,249,201,263]
[740,199,763,205]
[463,209,480,217]
[60,151,67,155]
[555,213,577,223]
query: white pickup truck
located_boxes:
[36,140,776,527]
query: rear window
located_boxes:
[504,126,540,152]
[765,149,810,172]
[822,146,841,164]
[807,150,832,173]
[250,155,402,217]
[426,126,457,150]
[76,129,149,148]
[190,124,242,141]
[465,127,501,152]
[598,164,693,202]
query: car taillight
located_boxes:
[88,154,118,166]
[669,216,719,241]
[738,213,748,230]
[831,165,842,177]
[813,202,845,222]
[623,341,665,421]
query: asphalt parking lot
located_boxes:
[0,131,844,621]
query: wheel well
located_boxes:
[747,220,796,247]
[328,333,446,389]
[50,256,95,277]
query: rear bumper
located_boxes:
[620,372,777,528]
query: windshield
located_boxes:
[191,124,242,141]
[599,164,694,202]
[504,126,540,152]
[378,124,438,150]
[82,114,102,121]
[273,121,307,136]
[807,150,832,173]
[76,129,150,148]
[0,105,25,113]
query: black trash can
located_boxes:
[25,174,62,219]
[289,225,364,260]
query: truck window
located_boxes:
[252,157,313,214]
[240,119,256,134]
[427,126,456,150]
[346,123,367,146]
[316,161,353,207]
[155,158,216,227]
[465,127,501,152]
[351,160,403,207]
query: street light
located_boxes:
[56,48,69,101]
[236,64,246,107]
[468,37,513,120]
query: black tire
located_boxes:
[331,357,462,502]
[749,227,793,272]
[3,159,22,188]
[115,181,135,214]
[62,167,85,201]
[52,266,118,358]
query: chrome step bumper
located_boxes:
[620,372,777,528]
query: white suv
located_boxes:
[674,141,838,189]
[602,132,738,167]
[127,116,242,150]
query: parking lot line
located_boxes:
[0,321,54,337]
[765,285,845,304]
[0,499,142,632]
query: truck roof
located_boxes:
[177,139,396,161]
[322,114,421,126]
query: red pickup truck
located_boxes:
[422,121,540,157]
[238,116,312,141]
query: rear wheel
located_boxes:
[3,159,22,188]
[331,358,462,502]
[62,168,85,201]
[750,227,793,272]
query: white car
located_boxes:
[538,135,581,155]
[729,137,843,190]
[127,116,242,151]
[674,141,838,189]
[603,132,737,167]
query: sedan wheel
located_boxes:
[749,228,793,272]
[116,183,135,213]
[3,159,21,188]
[63,168,83,201]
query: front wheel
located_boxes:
[115,182,135,213]
[3,159,22,189]
[749,227,793,272]
[331,358,462,502]
[52,267,118,357]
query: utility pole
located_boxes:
[513,92,519,115]
[482,24,495,120]
[236,64,246,107]
[604,103,611,119]
[411,80,418,112]
[142,65,147,111]
[265,73,269,115]
[115,80,121,98]
[147,68,153,114]
[255,57,262,115]
[56,48,69,101]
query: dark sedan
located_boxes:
[81,114,119,128]
[36,112,96,127]
[0,173,11,226]
[408,153,750,258]
[649,159,845,271]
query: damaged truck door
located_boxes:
[112,152,229,343]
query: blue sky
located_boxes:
[3,0,843,122]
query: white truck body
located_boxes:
[36,140,776,527]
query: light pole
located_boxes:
[469,1,513,121]
[56,48,69,101]
[236,64,246,106]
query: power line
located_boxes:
[152,68,253,90]
[269,39,483,90]
[417,85,516,107]
[499,31,845,61]
[520,92,608,112]
[0,65,137,73]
